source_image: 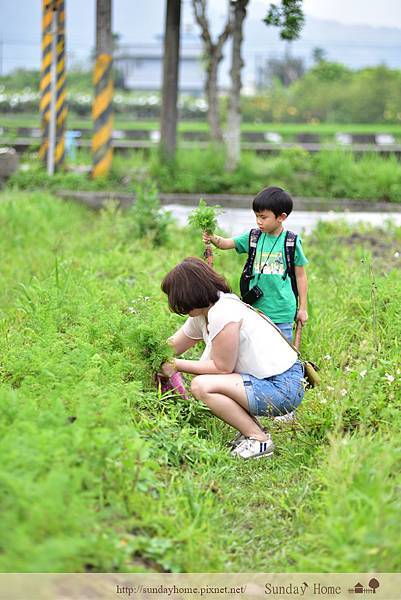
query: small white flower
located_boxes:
[327,385,335,392]
[384,373,395,384]
[359,369,367,378]
[396,368,401,375]
[344,366,351,372]
[324,354,332,360]
[320,398,327,404]
[340,388,347,396]
[394,252,400,258]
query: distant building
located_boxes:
[114,44,205,94]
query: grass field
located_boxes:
[2,113,401,138]
[1,190,400,572]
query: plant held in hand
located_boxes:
[136,323,188,400]
[188,199,223,267]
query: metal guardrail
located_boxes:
[0,126,398,145]
[4,137,401,157]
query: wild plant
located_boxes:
[188,199,222,234]
[188,199,223,265]
[134,322,173,374]
[129,181,172,245]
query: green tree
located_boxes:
[192,0,233,142]
[312,46,327,65]
[264,0,304,40]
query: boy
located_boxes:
[203,186,308,342]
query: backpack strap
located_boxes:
[283,230,298,303]
[239,228,262,298]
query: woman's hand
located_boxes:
[160,359,176,378]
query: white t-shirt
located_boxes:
[181,293,297,379]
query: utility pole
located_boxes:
[92,0,114,178]
[160,0,181,162]
[47,7,57,175]
[56,1,67,168]
[39,0,66,174]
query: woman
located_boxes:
[160,257,304,460]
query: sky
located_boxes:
[1,0,401,75]
[206,0,401,29]
[302,0,401,28]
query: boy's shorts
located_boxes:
[241,360,304,416]
[275,322,293,342]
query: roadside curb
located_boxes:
[55,190,401,213]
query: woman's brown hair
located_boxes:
[161,257,231,315]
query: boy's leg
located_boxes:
[275,322,293,343]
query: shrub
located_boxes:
[128,181,172,245]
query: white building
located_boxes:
[114,44,205,94]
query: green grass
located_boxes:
[8,146,401,202]
[1,191,401,572]
[2,113,401,136]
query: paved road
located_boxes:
[164,204,401,236]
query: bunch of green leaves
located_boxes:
[188,199,222,234]
[134,322,173,373]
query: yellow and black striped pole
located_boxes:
[39,0,53,162]
[92,0,113,178]
[39,0,67,172]
[55,0,67,169]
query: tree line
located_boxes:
[4,62,401,126]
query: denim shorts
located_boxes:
[275,322,293,343]
[242,360,304,416]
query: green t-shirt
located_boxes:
[234,229,308,323]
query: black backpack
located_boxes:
[239,228,298,303]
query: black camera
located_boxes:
[241,285,264,306]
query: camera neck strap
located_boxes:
[255,230,284,284]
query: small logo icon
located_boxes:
[368,579,380,594]
[348,578,380,595]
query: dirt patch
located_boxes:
[337,230,401,267]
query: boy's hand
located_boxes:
[202,233,235,250]
[296,308,308,325]
[202,231,214,244]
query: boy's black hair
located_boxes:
[252,186,293,217]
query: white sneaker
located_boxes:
[229,417,267,449]
[229,432,246,449]
[274,411,296,423]
[233,436,275,460]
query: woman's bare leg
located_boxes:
[190,374,268,440]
